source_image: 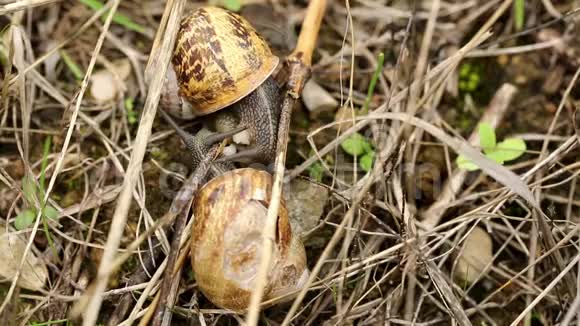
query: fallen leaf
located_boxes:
[454,226,493,284]
[0,221,48,291]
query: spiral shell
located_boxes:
[191,168,308,312]
[171,6,279,118]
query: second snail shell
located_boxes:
[191,168,309,312]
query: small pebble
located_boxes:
[283,179,329,237]
[302,79,338,114]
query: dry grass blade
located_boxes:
[245,0,327,325]
[403,0,440,319]
[421,83,517,230]
[574,108,580,143]
[560,293,580,325]
[148,147,224,325]
[1,0,121,317]
[281,145,403,325]
[510,253,580,326]
[530,66,580,299]
[359,112,538,206]
[0,0,62,15]
[288,30,493,180]
[423,258,472,326]
[80,0,186,324]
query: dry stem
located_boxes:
[80,1,186,324]
[245,0,327,324]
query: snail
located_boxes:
[159,109,235,179]
[162,96,308,312]
[191,168,309,312]
[162,6,282,165]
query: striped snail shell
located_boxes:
[162,6,282,164]
[169,6,279,118]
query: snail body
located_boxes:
[164,6,282,164]
[191,168,309,312]
[159,109,234,179]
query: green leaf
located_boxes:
[488,138,526,162]
[478,122,496,154]
[15,209,36,230]
[42,205,59,220]
[360,152,375,172]
[484,151,506,165]
[27,319,69,326]
[222,0,242,12]
[59,50,84,80]
[456,155,480,171]
[459,64,471,77]
[341,132,371,157]
[361,52,385,114]
[308,162,324,182]
[362,138,374,153]
[514,0,525,31]
[79,0,146,33]
[124,97,137,125]
[208,0,242,12]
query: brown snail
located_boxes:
[159,109,234,179]
[191,168,309,312]
[162,6,282,165]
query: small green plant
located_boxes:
[307,149,334,182]
[124,97,138,125]
[308,161,324,182]
[361,52,385,115]
[15,137,58,254]
[341,132,375,173]
[336,52,384,173]
[359,151,375,172]
[456,122,526,171]
[79,0,146,33]
[458,63,481,93]
[335,52,384,124]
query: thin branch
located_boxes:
[245,0,327,325]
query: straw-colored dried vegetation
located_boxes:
[0,0,579,325]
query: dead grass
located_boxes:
[0,0,579,325]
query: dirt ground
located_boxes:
[0,0,579,325]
